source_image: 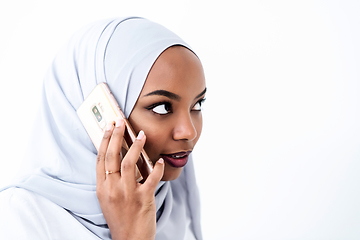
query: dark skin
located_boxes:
[96,46,206,240]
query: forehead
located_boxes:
[140,46,206,96]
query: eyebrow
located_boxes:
[144,87,207,101]
[144,90,181,101]
[196,88,207,99]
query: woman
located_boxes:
[0,17,206,239]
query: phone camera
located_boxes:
[92,106,102,122]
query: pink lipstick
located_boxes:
[160,151,191,168]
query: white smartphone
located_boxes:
[77,83,153,183]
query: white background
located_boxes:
[1,0,360,239]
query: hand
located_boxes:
[96,118,164,240]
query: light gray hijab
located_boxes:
[2,17,202,239]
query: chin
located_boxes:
[161,166,183,181]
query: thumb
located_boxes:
[142,158,164,191]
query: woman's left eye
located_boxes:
[192,102,202,111]
[192,98,206,111]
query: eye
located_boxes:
[192,98,206,111]
[192,102,202,111]
[149,102,172,115]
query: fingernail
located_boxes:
[115,118,124,128]
[158,158,164,164]
[136,130,145,140]
[106,122,113,131]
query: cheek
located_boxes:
[143,125,168,161]
[129,113,171,162]
[129,111,203,162]
[193,113,203,143]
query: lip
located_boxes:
[160,151,192,168]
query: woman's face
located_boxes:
[128,46,206,181]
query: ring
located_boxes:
[105,170,120,175]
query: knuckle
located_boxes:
[112,129,122,138]
[135,138,145,147]
[105,151,116,162]
[106,186,125,203]
[97,184,122,203]
[107,191,118,203]
[102,131,112,140]
[129,142,143,156]
[121,159,133,171]
[96,186,103,199]
[96,153,105,163]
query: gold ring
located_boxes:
[105,170,120,175]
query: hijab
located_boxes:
[2,17,202,240]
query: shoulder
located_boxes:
[0,187,46,219]
[0,187,42,207]
[0,187,99,240]
[0,187,56,217]
[0,188,47,239]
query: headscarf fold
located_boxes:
[2,17,202,240]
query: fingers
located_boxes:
[142,158,164,191]
[96,122,114,183]
[104,118,125,179]
[97,120,162,194]
[121,130,146,189]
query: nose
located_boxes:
[172,112,197,142]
